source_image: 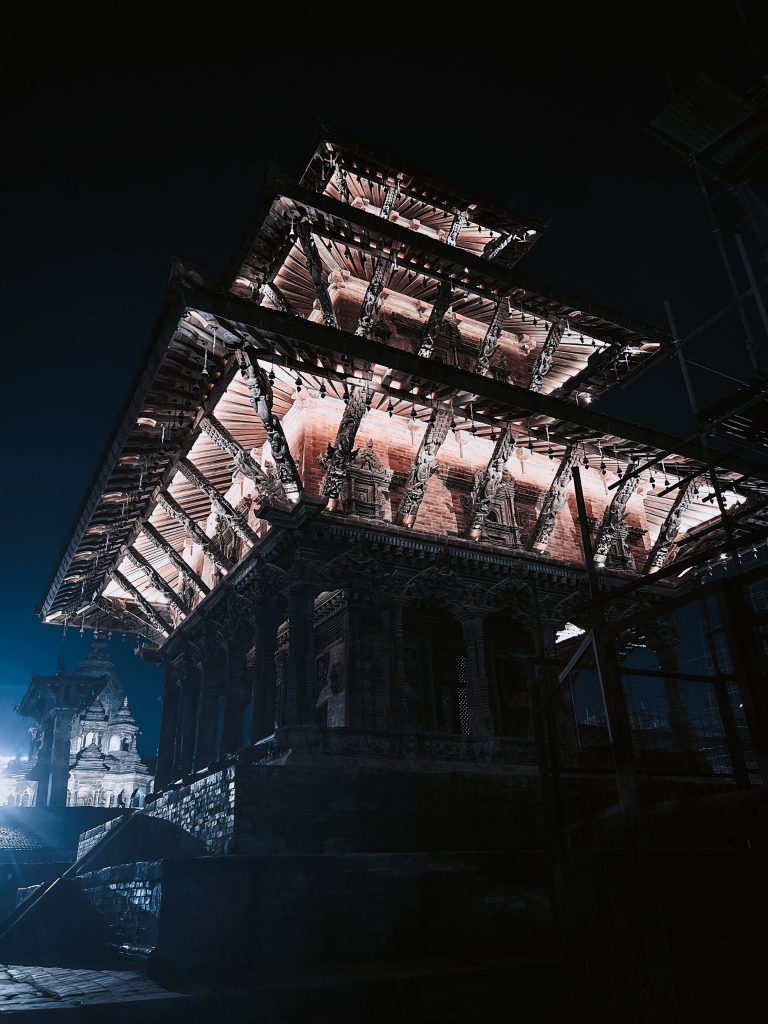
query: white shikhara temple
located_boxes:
[16,644,153,808]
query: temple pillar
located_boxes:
[194,659,223,771]
[284,583,318,727]
[221,633,253,756]
[389,598,412,729]
[176,664,200,778]
[46,711,73,807]
[251,609,281,742]
[459,615,494,738]
[155,665,181,789]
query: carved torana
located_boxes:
[177,458,259,546]
[396,410,452,527]
[417,281,453,359]
[320,388,368,510]
[156,492,233,575]
[296,216,337,328]
[529,321,565,393]
[645,480,696,572]
[238,347,303,502]
[531,446,577,551]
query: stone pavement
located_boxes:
[0,965,191,1021]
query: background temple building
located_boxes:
[15,643,153,809]
[3,131,767,1019]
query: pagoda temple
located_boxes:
[19,131,768,1015]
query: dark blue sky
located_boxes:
[2,9,766,757]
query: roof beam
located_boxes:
[530,446,577,552]
[396,409,452,528]
[466,428,516,540]
[237,348,303,501]
[124,546,190,616]
[177,458,259,546]
[142,521,210,597]
[156,491,232,575]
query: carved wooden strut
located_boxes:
[593,473,638,567]
[141,522,209,597]
[177,459,259,547]
[238,347,303,502]
[529,321,565,393]
[110,568,171,638]
[645,479,696,572]
[396,410,452,528]
[417,281,453,359]
[466,428,516,540]
[321,388,368,511]
[531,446,577,551]
[199,414,285,505]
[156,492,233,575]
[355,257,389,338]
[475,300,506,375]
[296,216,337,328]
[124,547,190,616]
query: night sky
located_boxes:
[2,8,766,758]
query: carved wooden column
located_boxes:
[220,631,253,756]
[250,609,281,742]
[193,648,223,772]
[284,582,318,727]
[389,597,414,729]
[459,615,494,738]
[176,655,200,778]
[155,662,181,789]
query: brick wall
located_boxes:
[143,764,235,855]
[78,860,163,948]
